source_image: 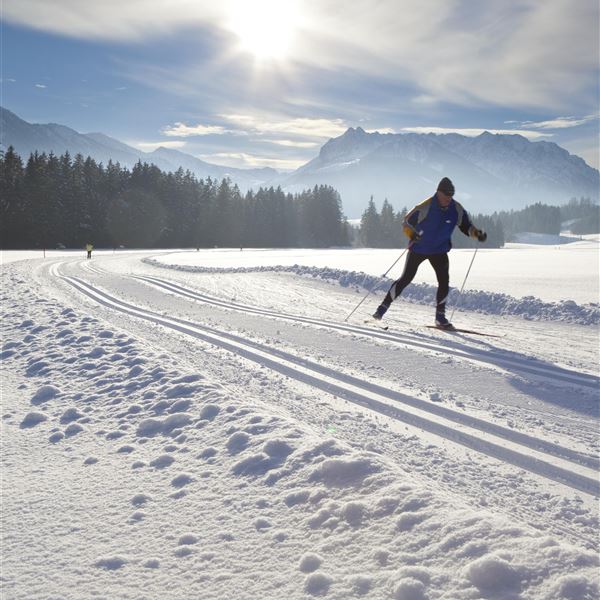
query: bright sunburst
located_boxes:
[227,0,300,61]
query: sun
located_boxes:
[227,0,300,61]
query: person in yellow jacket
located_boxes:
[86,243,93,259]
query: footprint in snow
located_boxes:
[254,518,271,531]
[178,534,198,546]
[31,385,61,405]
[199,404,220,421]
[64,423,84,437]
[129,511,145,523]
[168,399,192,413]
[164,383,201,399]
[60,407,84,424]
[20,412,47,429]
[171,474,193,488]
[131,494,151,507]
[94,556,128,570]
[198,447,218,461]
[299,553,322,573]
[226,431,251,454]
[304,572,333,596]
[149,454,175,469]
[143,559,160,569]
[86,347,105,359]
[26,361,51,377]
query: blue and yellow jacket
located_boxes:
[403,194,477,254]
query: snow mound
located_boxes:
[309,456,380,488]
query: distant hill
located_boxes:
[2,107,598,217]
[0,107,279,192]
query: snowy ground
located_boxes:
[1,244,599,599]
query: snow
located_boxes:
[1,247,599,599]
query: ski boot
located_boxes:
[372,304,388,320]
[435,312,455,330]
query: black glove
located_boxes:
[471,227,487,242]
[410,231,422,242]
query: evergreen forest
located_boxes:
[0,148,350,249]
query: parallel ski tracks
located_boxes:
[134,273,599,391]
[57,266,599,497]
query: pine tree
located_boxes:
[0,147,24,247]
[360,196,380,246]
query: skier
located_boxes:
[86,242,93,259]
[372,177,487,330]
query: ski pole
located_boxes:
[450,246,478,322]
[344,248,408,322]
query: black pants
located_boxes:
[382,251,449,314]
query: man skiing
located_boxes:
[372,177,487,330]
[86,242,93,259]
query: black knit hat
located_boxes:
[437,177,455,196]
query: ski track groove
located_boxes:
[53,263,599,498]
[135,273,599,390]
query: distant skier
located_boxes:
[86,242,93,259]
[372,177,487,329]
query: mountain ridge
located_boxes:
[0,107,280,192]
[278,126,598,216]
[2,107,597,217]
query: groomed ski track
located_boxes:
[52,259,599,500]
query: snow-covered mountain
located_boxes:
[0,107,279,192]
[280,127,600,217]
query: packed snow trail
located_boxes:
[131,272,598,389]
[57,264,598,496]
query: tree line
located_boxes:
[0,148,350,249]
[359,196,599,248]
[491,198,598,238]
[359,197,505,248]
[2,147,596,250]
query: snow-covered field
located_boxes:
[2,243,599,599]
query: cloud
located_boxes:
[2,0,224,41]
[401,126,553,140]
[199,151,305,170]
[35,83,47,88]
[219,113,348,139]
[132,140,187,151]
[513,115,599,130]
[162,122,243,137]
[5,1,598,113]
[261,139,321,148]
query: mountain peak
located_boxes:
[342,126,367,137]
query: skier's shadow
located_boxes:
[419,332,599,418]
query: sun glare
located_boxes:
[228,0,300,61]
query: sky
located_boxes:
[1,0,599,171]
